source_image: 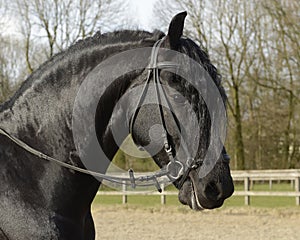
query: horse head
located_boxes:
[128,12,234,210]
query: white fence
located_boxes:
[97,169,300,206]
[231,169,300,205]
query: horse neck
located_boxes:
[0,66,97,216]
[0,41,137,153]
[0,41,141,214]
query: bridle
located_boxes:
[129,37,197,188]
[129,37,230,189]
[0,37,230,192]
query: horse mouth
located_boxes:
[178,170,205,211]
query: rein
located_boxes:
[0,38,230,192]
[0,127,168,192]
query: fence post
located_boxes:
[122,181,127,204]
[244,177,250,206]
[295,177,300,206]
[291,179,294,189]
[161,183,166,205]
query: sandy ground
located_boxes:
[92,205,300,240]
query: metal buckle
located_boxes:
[186,157,195,168]
[165,145,172,153]
[128,169,136,189]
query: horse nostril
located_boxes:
[204,182,222,201]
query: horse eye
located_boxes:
[172,94,186,104]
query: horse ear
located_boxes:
[166,11,187,50]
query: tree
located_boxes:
[10,0,129,73]
[153,0,300,169]
[251,0,300,168]
[154,0,254,169]
[0,1,24,102]
[0,37,28,102]
[0,0,130,103]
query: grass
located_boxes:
[234,182,294,191]
[222,196,296,208]
[230,182,297,207]
[93,195,297,208]
[93,182,299,209]
[93,195,180,206]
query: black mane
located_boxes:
[178,38,226,102]
[0,30,164,112]
[0,29,224,115]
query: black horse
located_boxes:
[0,12,234,240]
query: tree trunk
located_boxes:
[233,84,245,169]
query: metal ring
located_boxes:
[166,161,184,180]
